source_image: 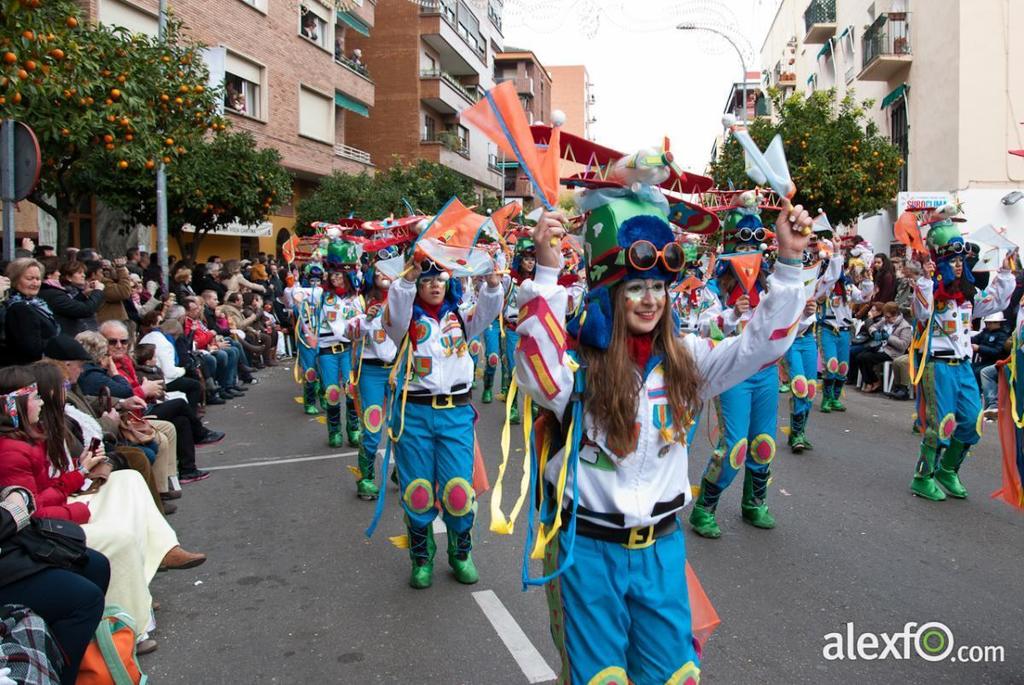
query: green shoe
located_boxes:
[910,475,947,501]
[820,399,832,413]
[408,527,436,590]
[788,432,805,454]
[688,481,721,539]
[509,402,521,425]
[832,399,847,412]
[447,533,479,584]
[741,470,775,529]
[328,431,344,448]
[356,478,379,501]
[304,404,320,415]
[482,388,493,404]
[779,383,790,394]
[934,467,968,499]
[347,429,361,448]
[800,435,814,451]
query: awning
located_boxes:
[335,91,369,117]
[336,10,370,37]
[816,41,832,59]
[881,83,908,109]
[837,24,852,40]
[807,74,816,85]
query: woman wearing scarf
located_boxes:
[4,258,59,365]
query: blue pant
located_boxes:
[917,360,983,453]
[298,343,319,407]
[205,347,238,389]
[357,362,390,478]
[702,364,778,496]
[0,549,110,685]
[319,347,353,434]
[785,333,819,433]
[503,328,519,382]
[393,401,476,534]
[980,363,999,410]
[820,327,851,383]
[482,319,501,384]
[543,526,700,685]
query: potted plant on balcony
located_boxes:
[438,129,461,151]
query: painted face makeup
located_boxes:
[622,279,667,302]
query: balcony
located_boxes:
[803,0,837,43]
[421,131,470,160]
[420,69,482,114]
[859,12,912,81]
[419,4,487,77]
[334,143,372,165]
[332,56,375,107]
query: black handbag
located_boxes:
[15,518,89,569]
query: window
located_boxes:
[421,53,437,73]
[299,86,333,143]
[224,52,263,119]
[422,114,436,142]
[300,3,331,51]
[238,0,267,12]
[890,98,909,192]
[98,0,158,36]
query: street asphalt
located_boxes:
[144,364,1024,684]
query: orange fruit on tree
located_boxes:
[124,133,133,141]
[3,52,17,64]
[11,92,21,104]
[162,156,172,164]
[66,17,79,28]
[16,69,27,80]
[0,96,6,105]
[117,160,128,169]
[23,60,35,71]
[22,31,34,41]
[103,134,113,143]
[105,143,114,150]
[110,88,121,98]
[176,146,185,154]
[160,93,169,102]
[120,117,130,126]
[145,159,155,169]
[104,98,112,106]
[164,137,174,146]
[174,97,183,105]
[61,128,69,136]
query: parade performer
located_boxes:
[312,238,364,448]
[509,188,813,684]
[673,242,720,336]
[908,207,1015,500]
[690,192,794,538]
[818,246,874,413]
[382,256,503,588]
[291,261,325,415]
[993,286,1024,512]
[501,236,536,424]
[347,263,397,500]
[784,212,839,452]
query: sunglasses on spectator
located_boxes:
[106,338,130,346]
[627,240,684,273]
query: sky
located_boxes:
[501,0,782,175]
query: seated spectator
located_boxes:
[3,258,58,366]
[192,262,224,303]
[75,330,215,484]
[37,258,105,336]
[0,365,206,654]
[184,297,248,395]
[138,310,208,408]
[972,312,1010,384]
[171,266,196,303]
[124,272,163,334]
[853,302,912,393]
[0,486,109,685]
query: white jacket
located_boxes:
[139,330,185,382]
[349,297,398,363]
[514,262,811,530]
[913,270,1014,359]
[384,277,503,395]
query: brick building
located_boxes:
[344,0,505,201]
[20,0,377,259]
[547,64,595,141]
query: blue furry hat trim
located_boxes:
[567,287,613,350]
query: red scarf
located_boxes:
[934,282,965,304]
[627,333,654,370]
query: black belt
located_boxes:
[318,342,349,355]
[363,358,393,367]
[405,391,472,408]
[566,511,678,550]
[932,354,969,365]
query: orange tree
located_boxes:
[0,1,224,249]
[709,88,903,226]
[103,130,292,261]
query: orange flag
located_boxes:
[672,275,705,293]
[281,236,300,264]
[994,362,1024,511]
[490,201,521,237]
[723,252,762,294]
[686,562,721,647]
[895,211,927,255]
[461,81,560,209]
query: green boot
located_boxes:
[831,380,847,412]
[303,381,320,414]
[482,373,494,404]
[328,431,344,448]
[935,439,969,498]
[741,470,776,529]
[910,443,947,501]
[509,400,521,425]
[820,379,833,413]
[482,388,493,404]
[688,480,722,539]
[788,412,810,453]
[788,431,806,454]
[447,531,479,585]
[347,428,362,448]
[356,478,379,500]
[408,526,436,589]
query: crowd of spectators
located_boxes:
[0,243,295,680]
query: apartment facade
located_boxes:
[759,0,1024,250]
[548,65,595,141]
[709,71,768,163]
[344,0,505,199]
[494,48,552,204]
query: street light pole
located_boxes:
[157,0,169,291]
[677,22,750,124]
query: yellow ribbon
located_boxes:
[386,336,413,443]
[490,377,533,535]
[1008,333,1024,428]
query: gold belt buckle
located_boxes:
[432,394,455,409]
[623,524,656,550]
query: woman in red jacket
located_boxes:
[0,365,206,652]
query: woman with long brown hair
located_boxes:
[511,190,813,684]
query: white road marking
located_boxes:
[472,590,557,684]
[204,451,358,471]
